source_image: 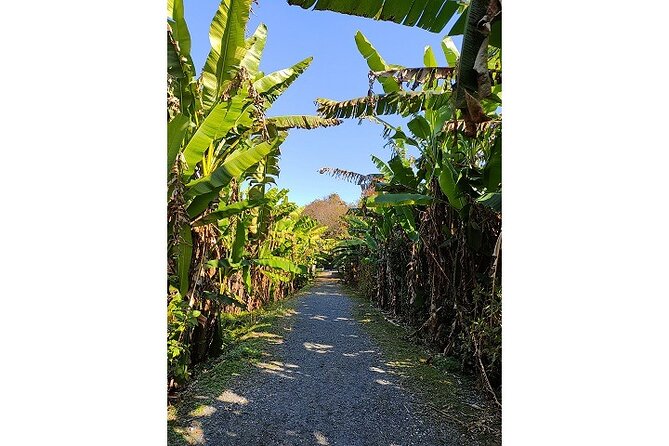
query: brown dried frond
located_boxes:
[317,167,383,191]
[461,109,478,138]
[443,120,500,133]
[316,91,451,119]
[244,69,269,140]
[465,91,491,124]
[263,116,342,131]
[168,154,191,251]
[167,82,180,119]
[372,67,456,90]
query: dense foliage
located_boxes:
[167,0,337,389]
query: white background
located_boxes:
[1,1,667,444]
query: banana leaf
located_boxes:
[266,115,342,130]
[354,31,400,93]
[316,91,451,119]
[287,0,459,33]
[182,94,252,177]
[231,219,246,264]
[192,199,269,227]
[255,256,302,274]
[253,57,313,103]
[366,193,433,207]
[167,0,192,62]
[441,36,460,68]
[476,192,501,212]
[201,0,252,109]
[438,160,466,210]
[186,137,281,199]
[423,45,438,68]
[168,114,190,173]
[240,23,268,77]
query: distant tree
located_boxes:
[302,194,350,239]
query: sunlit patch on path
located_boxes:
[314,431,331,445]
[303,342,333,353]
[217,390,248,405]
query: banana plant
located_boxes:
[317,31,501,214]
[168,0,339,294]
[167,0,337,386]
[291,0,503,403]
[320,29,502,302]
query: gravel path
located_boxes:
[198,272,454,445]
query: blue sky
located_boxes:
[183,0,461,206]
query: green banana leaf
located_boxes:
[186,190,219,219]
[242,263,252,293]
[206,258,235,270]
[407,115,432,140]
[371,155,393,178]
[186,137,282,199]
[366,193,433,207]
[387,155,419,189]
[253,57,313,102]
[192,199,268,227]
[441,36,460,68]
[483,135,501,191]
[363,233,378,251]
[167,0,192,61]
[231,219,246,264]
[240,23,268,77]
[266,115,342,130]
[454,0,489,107]
[423,45,438,68]
[254,256,302,274]
[182,94,252,177]
[397,206,420,242]
[438,161,466,210]
[335,238,366,247]
[201,0,252,109]
[167,114,190,173]
[476,192,501,212]
[354,31,400,93]
[446,6,468,36]
[287,0,459,34]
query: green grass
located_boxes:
[167,284,312,445]
[346,286,501,445]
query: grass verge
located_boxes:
[345,285,501,446]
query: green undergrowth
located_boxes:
[167,283,313,445]
[345,285,501,446]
